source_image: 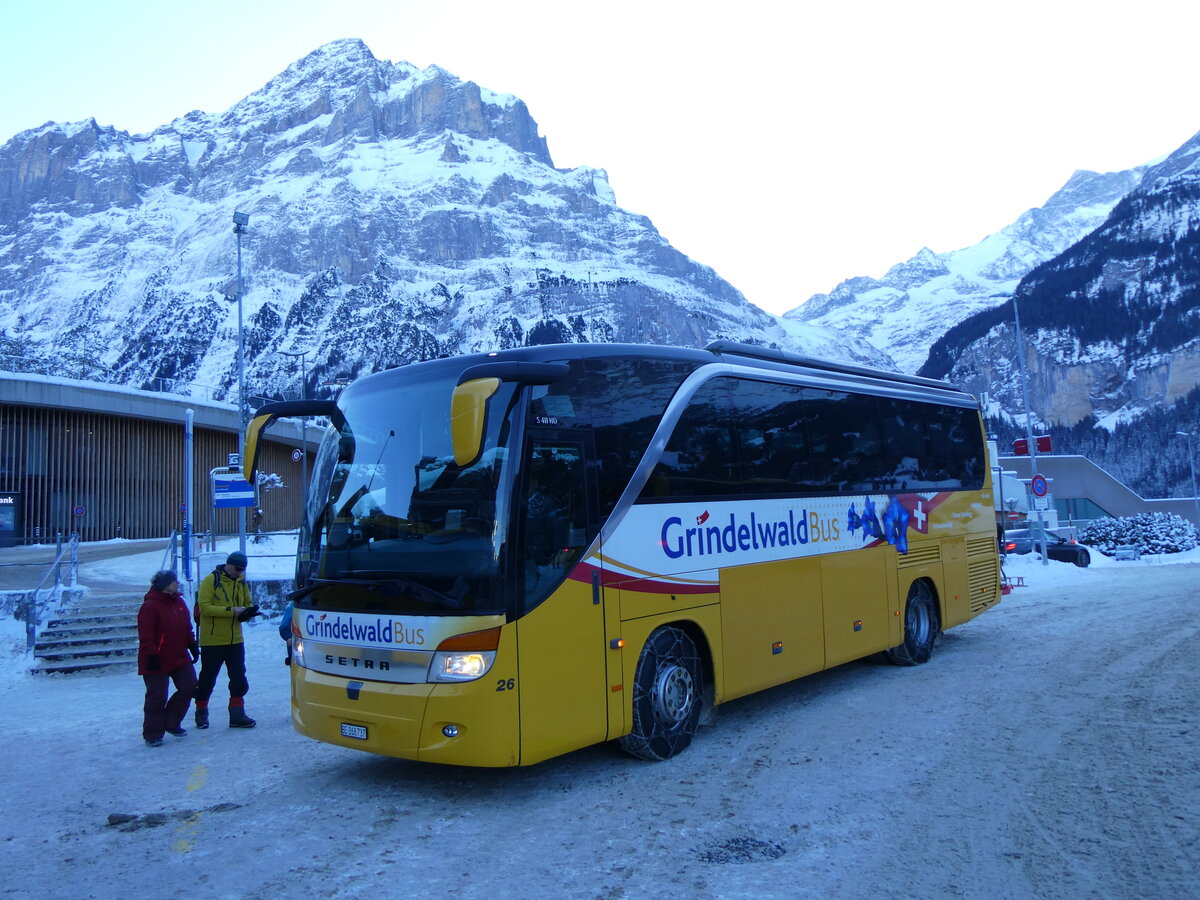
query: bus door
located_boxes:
[515,434,609,763]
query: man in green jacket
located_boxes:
[194,551,260,729]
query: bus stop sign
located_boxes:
[213,472,256,508]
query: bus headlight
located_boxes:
[428,650,496,682]
[292,637,306,668]
[427,626,502,683]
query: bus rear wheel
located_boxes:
[619,626,703,761]
[885,581,939,666]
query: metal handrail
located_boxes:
[24,533,79,652]
[161,531,180,575]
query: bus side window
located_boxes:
[878,397,930,492]
[644,379,737,498]
[728,380,811,495]
[589,358,701,515]
[923,405,985,490]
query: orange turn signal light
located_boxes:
[437,627,502,652]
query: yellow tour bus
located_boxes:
[244,340,1001,767]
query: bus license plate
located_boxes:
[340,723,368,741]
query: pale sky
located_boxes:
[3,0,1198,315]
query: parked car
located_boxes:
[1002,528,1091,567]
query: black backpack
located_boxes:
[193,567,225,623]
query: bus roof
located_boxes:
[352,341,971,401]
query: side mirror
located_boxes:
[451,378,500,467]
[450,362,569,468]
[243,399,342,484]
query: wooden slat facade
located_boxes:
[0,403,314,543]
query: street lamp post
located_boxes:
[233,211,250,556]
[278,348,313,510]
[1176,431,1200,529]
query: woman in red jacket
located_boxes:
[138,570,200,747]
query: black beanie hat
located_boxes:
[151,570,178,592]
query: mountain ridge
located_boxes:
[783,165,1148,374]
[0,39,890,406]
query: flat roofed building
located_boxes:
[1,372,318,544]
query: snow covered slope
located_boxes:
[0,39,889,404]
[782,167,1145,373]
[926,128,1200,430]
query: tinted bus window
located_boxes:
[641,376,984,502]
[590,359,704,508]
[730,378,812,495]
[924,403,985,490]
[646,378,738,498]
[805,390,886,493]
[878,396,931,492]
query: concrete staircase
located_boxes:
[32,593,142,675]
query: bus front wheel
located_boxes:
[619,626,703,761]
[884,581,940,666]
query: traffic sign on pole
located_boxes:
[1030,474,1048,498]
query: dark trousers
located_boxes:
[142,663,198,740]
[195,643,249,703]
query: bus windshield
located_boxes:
[304,370,520,616]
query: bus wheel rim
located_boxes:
[908,604,928,643]
[652,663,694,726]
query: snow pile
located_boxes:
[0,614,29,680]
[1080,512,1200,556]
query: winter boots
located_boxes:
[196,699,255,728]
[228,700,256,729]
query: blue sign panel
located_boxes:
[213,473,256,508]
[0,492,20,548]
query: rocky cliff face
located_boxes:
[921,128,1200,432]
[0,39,887,404]
[776,129,1200,498]
[936,324,1200,429]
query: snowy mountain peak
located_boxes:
[0,40,891,404]
[228,38,393,127]
[210,41,550,166]
[783,163,1147,373]
[880,247,949,289]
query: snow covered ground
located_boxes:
[0,545,1197,899]
[71,531,303,587]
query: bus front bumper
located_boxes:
[291,667,521,767]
